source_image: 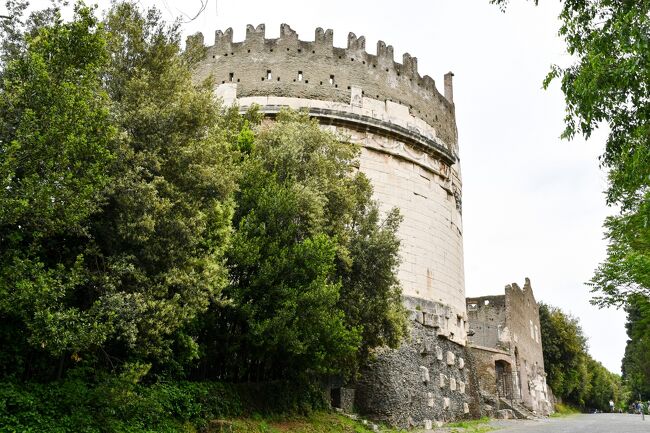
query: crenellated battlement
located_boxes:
[189,24,458,147]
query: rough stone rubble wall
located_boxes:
[355,321,481,429]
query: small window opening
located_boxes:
[329,75,335,85]
[229,72,234,82]
[298,71,303,81]
[267,70,272,80]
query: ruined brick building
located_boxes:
[187,24,476,429]
[466,278,553,416]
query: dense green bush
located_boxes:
[0,376,325,432]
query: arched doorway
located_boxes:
[495,360,514,400]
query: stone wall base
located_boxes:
[353,321,482,429]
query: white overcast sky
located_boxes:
[16,0,627,374]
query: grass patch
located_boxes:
[445,417,493,433]
[206,412,401,433]
[550,402,581,417]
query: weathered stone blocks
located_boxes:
[420,366,430,384]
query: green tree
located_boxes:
[539,302,622,410]
[621,295,650,400]
[0,1,239,378]
[89,2,237,364]
[0,3,117,376]
[538,303,588,403]
[194,109,405,381]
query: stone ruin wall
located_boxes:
[466,279,552,415]
[504,279,551,414]
[189,24,471,428]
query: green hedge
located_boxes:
[0,379,325,432]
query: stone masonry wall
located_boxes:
[504,279,550,414]
[466,295,507,349]
[188,24,458,148]
[355,319,481,429]
[466,279,552,415]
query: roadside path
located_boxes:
[486,413,649,433]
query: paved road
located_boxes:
[489,414,650,433]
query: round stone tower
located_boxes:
[188,24,476,428]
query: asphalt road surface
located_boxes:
[489,414,650,433]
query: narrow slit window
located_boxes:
[329,74,335,85]
[229,72,234,82]
[298,71,303,81]
[267,70,272,80]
